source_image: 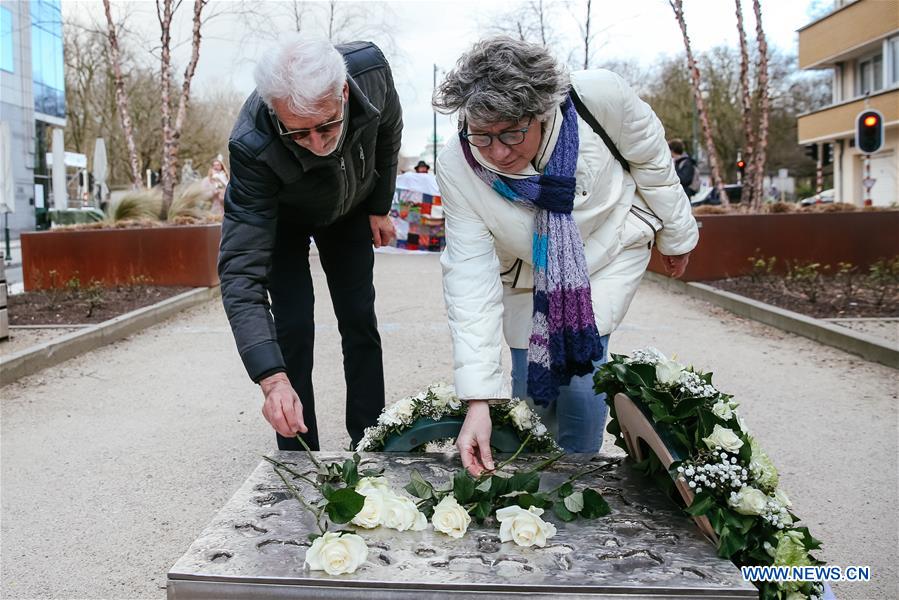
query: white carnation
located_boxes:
[711,400,734,421]
[509,400,535,430]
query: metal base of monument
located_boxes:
[167,452,756,599]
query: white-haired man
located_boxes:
[219,37,402,451]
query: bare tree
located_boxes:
[734,0,755,207]
[485,0,556,46]
[101,0,142,189]
[751,0,770,211]
[581,0,592,69]
[157,0,208,214]
[669,0,729,205]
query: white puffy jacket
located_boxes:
[437,69,699,400]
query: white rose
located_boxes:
[355,477,392,496]
[533,422,548,437]
[711,400,734,421]
[380,491,427,531]
[351,488,385,529]
[431,495,471,539]
[430,383,457,409]
[388,397,417,424]
[702,424,744,452]
[496,505,557,548]
[509,401,535,430]
[655,358,684,386]
[728,486,768,516]
[304,532,368,575]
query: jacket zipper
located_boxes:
[339,156,348,200]
[629,206,661,234]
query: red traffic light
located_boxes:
[856,110,883,153]
[736,160,745,168]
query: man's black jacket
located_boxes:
[218,41,402,382]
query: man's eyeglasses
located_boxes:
[461,116,533,148]
[274,100,346,142]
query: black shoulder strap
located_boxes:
[569,88,630,173]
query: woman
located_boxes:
[205,156,230,213]
[432,37,699,476]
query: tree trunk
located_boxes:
[169,0,206,203]
[101,0,142,190]
[752,0,770,212]
[670,0,729,206]
[157,0,175,215]
[734,0,755,208]
[583,0,592,70]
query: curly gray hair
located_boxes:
[432,36,570,125]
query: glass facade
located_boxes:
[30,0,65,119]
[1,6,12,73]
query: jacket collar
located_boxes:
[470,104,563,179]
[270,75,380,170]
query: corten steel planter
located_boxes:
[648,211,899,282]
[21,224,222,290]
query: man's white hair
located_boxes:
[254,34,347,118]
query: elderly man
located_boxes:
[219,36,402,451]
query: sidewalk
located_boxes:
[1,252,895,599]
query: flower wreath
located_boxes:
[356,382,561,453]
[594,348,828,600]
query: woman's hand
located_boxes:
[456,400,495,477]
[662,252,691,278]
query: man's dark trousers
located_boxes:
[268,206,385,451]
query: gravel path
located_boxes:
[2,252,895,599]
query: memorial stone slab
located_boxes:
[167,452,757,599]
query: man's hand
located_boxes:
[369,214,396,248]
[456,400,495,477]
[662,252,691,278]
[259,373,308,438]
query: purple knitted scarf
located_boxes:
[459,96,602,405]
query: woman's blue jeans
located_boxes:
[510,335,610,454]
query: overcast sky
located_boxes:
[65,0,818,159]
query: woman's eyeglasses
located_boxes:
[275,100,346,142]
[461,116,533,147]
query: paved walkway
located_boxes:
[1,252,896,599]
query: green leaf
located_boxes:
[404,470,434,500]
[563,491,585,513]
[553,502,576,522]
[475,478,493,494]
[580,488,611,518]
[307,532,322,542]
[453,470,476,504]
[472,500,492,521]
[508,470,540,494]
[341,459,359,488]
[360,467,384,477]
[684,493,716,516]
[320,483,336,501]
[558,482,574,498]
[516,493,550,509]
[352,453,361,464]
[324,488,365,524]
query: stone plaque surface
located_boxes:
[167,452,756,599]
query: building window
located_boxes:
[888,36,899,86]
[1,7,13,73]
[30,0,65,119]
[857,53,883,95]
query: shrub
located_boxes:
[167,181,215,222]
[109,189,163,222]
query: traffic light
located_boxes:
[804,144,818,161]
[821,143,832,166]
[736,158,746,177]
[856,110,883,154]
